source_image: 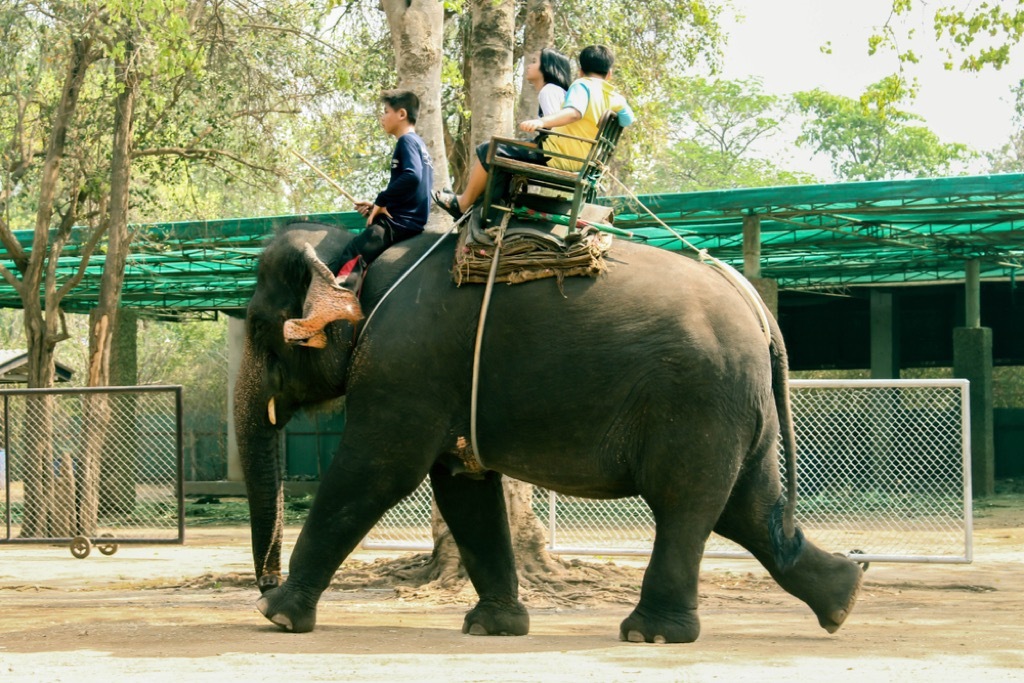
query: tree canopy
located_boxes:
[637,76,812,192]
[874,0,1024,71]
[794,75,973,181]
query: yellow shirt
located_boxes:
[542,77,634,171]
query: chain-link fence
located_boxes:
[363,380,972,563]
[0,386,184,558]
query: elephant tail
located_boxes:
[769,321,799,540]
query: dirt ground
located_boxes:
[2,495,1023,683]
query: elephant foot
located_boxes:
[777,544,864,634]
[461,597,530,636]
[619,606,700,644]
[810,556,863,634]
[255,583,319,633]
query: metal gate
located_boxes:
[0,386,184,558]
[363,380,973,563]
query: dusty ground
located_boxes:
[1,494,1023,682]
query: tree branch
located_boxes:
[54,219,108,302]
[131,146,276,173]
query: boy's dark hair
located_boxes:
[579,45,615,77]
[380,89,419,124]
[539,47,572,90]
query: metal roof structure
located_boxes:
[0,173,1021,317]
[0,211,365,317]
[608,173,1024,290]
[0,350,73,383]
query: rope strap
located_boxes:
[356,213,469,344]
[605,173,773,348]
[466,212,511,473]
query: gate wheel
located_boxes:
[70,536,92,559]
[850,548,870,572]
[97,533,118,556]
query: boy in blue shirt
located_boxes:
[283,90,433,347]
[331,89,434,290]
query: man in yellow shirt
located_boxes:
[433,45,635,219]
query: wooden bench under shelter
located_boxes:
[478,110,625,231]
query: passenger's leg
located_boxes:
[457,160,490,213]
[327,221,391,277]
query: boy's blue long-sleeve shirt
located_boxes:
[374,132,434,233]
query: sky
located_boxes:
[716,0,1024,179]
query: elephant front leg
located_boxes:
[619,514,705,644]
[258,460,429,633]
[256,579,322,633]
[429,464,529,636]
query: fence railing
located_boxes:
[363,380,973,563]
[0,386,184,558]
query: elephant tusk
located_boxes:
[268,397,277,425]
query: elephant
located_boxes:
[234,220,864,644]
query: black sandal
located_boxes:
[432,189,464,220]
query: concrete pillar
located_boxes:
[742,214,779,318]
[869,290,900,379]
[749,278,778,319]
[954,260,995,496]
[226,315,245,482]
[742,214,761,278]
[954,327,995,497]
[965,259,981,327]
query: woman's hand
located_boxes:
[519,118,544,133]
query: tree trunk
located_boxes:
[19,394,58,538]
[381,0,450,195]
[514,0,555,127]
[468,0,516,149]
[17,35,94,539]
[101,308,139,517]
[447,17,474,192]
[466,0,564,577]
[411,1,558,583]
[80,46,139,535]
[505,479,564,579]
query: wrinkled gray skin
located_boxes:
[235,222,863,643]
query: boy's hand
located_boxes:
[366,204,392,226]
[354,200,373,217]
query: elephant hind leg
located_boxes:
[429,464,529,636]
[715,468,863,634]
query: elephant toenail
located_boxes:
[271,613,294,631]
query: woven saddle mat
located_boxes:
[452,207,613,286]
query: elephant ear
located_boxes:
[282,243,364,347]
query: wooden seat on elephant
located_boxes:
[479,110,625,231]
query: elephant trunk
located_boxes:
[234,338,285,592]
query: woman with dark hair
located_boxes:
[432,48,622,219]
[527,47,572,118]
